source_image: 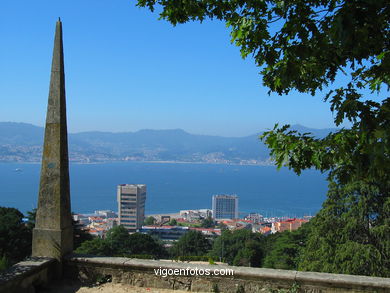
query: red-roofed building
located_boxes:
[260,226,272,235]
[273,218,309,233]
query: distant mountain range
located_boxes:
[0,122,337,164]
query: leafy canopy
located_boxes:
[171,230,211,257]
[200,215,215,228]
[210,229,264,267]
[136,0,389,180]
[75,225,167,258]
[263,223,311,270]
[0,207,31,264]
[144,216,157,225]
[136,0,390,276]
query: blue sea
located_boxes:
[0,162,328,217]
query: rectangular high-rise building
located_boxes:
[117,184,146,232]
[212,194,238,220]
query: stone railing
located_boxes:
[65,255,390,293]
[0,257,56,293]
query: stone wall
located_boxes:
[65,256,390,293]
[0,257,56,293]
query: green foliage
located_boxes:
[167,218,177,226]
[232,239,263,267]
[171,230,211,257]
[299,182,390,277]
[139,0,390,276]
[236,285,245,293]
[200,215,215,228]
[75,225,167,258]
[25,208,36,231]
[0,255,9,272]
[174,255,218,262]
[137,0,390,276]
[75,237,111,256]
[105,225,132,255]
[144,216,157,225]
[127,232,167,257]
[0,207,31,264]
[263,224,310,270]
[210,229,264,267]
[73,221,94,250]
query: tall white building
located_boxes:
[212,194,239,220]
[117,184,146,232]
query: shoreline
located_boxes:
[0,160,275,167]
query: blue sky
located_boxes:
[0,0,353,136]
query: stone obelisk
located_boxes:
[32,18,73,261]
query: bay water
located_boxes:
[0,162,328,217]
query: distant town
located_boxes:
[73,184,312,244]
[0,122,332,165]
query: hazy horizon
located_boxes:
[0,121,338,138]
[1,0,349,137]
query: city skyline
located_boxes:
[1,0,352,137]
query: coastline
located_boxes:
[0,159,275,167]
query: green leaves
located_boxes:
[209,229,264,266]
[171,230,211,257]
[0,207,32,264]
[136,0,390,276]
[263,225,310,270]
[299,182,390,277]
[75,225,167,258]
[260,124,327,175]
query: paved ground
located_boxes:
[41,280,200,293]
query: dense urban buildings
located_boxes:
[212,194,239,220]
[117,184,146,232]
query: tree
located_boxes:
[171,230,211,257]
[167,218,177,226]
[200,215,215,228]
[0,207,31,264]
[210,229,264,267]
[105,225,132,255]
[233,239,263,267]
[73,219,94,249]
[263,224,310,270]
[75,226,167,258]
[137,0,390,276]
[25,208,36,231]
[144,216,157,225]
[75,237,112,256]
[127,233,167,258]
[0,255,9,272]
[298,182,390,276]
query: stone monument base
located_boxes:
[32,227,73,260]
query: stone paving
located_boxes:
[43,280,200,293]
